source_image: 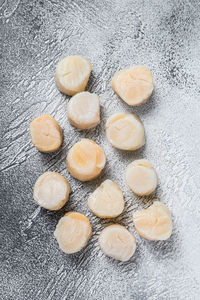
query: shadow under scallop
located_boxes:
[96,238,142,273]
[115,89,158,117]
[39,204,68,224]
[110,143,147,162]
[37,144,67,170]
[142,225,180,260]
[64,235,97,271]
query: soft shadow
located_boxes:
[85,70,95,92]
[132,89,157,116]
[39,200,70,223]
[136,193,158,207]
[64,236,95,271]
[99,103,108,123]
[111,243,142,271]
[115,89,157,117]
[38,144,67,170]
[143,224,180,259]
[110,143,146,162]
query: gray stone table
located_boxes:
[1,0,200,299]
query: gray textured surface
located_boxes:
[1,0,200,299]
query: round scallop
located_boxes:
[111,66,154,106]
[66,138,106,181]
[30,115,62,152]
[67,92,100,130]
[125,159,157,196]
[105,113,145,150]
[33,172,70,210]
[88,179,124,218]
[55,55,92,96]
[133,201,172,240]
[54,212,92,254]
[99,224,136,262]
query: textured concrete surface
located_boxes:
[1,0,200,299]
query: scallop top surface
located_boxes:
[99,224,136,262]
[34,172,70,210]
[54,212,92,254]
[55,55,92,96]
[111,66,154,106]
[30,115,62,152]
[125,159,157,196]
[67,92,100,130]
[133,201,172,240]
[105,113,145,150]
[88,179,124,218]
[66,139,106,181]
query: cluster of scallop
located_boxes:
[30,55,172,262]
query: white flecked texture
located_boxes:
[0,0,200,299]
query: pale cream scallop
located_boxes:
[54,212,92,254]
[67,92,100,130]
[125,159,157,196]
[33,172,70,210]
[111,66,154,106]
[133,201,172,240]
[55,55,92,96]
[98,224,136,262]
[30,115,62,153]
[105,113,145,150]
[66,139,106,181]
[88,179,124,218]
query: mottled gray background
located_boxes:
[1,0,200,299]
